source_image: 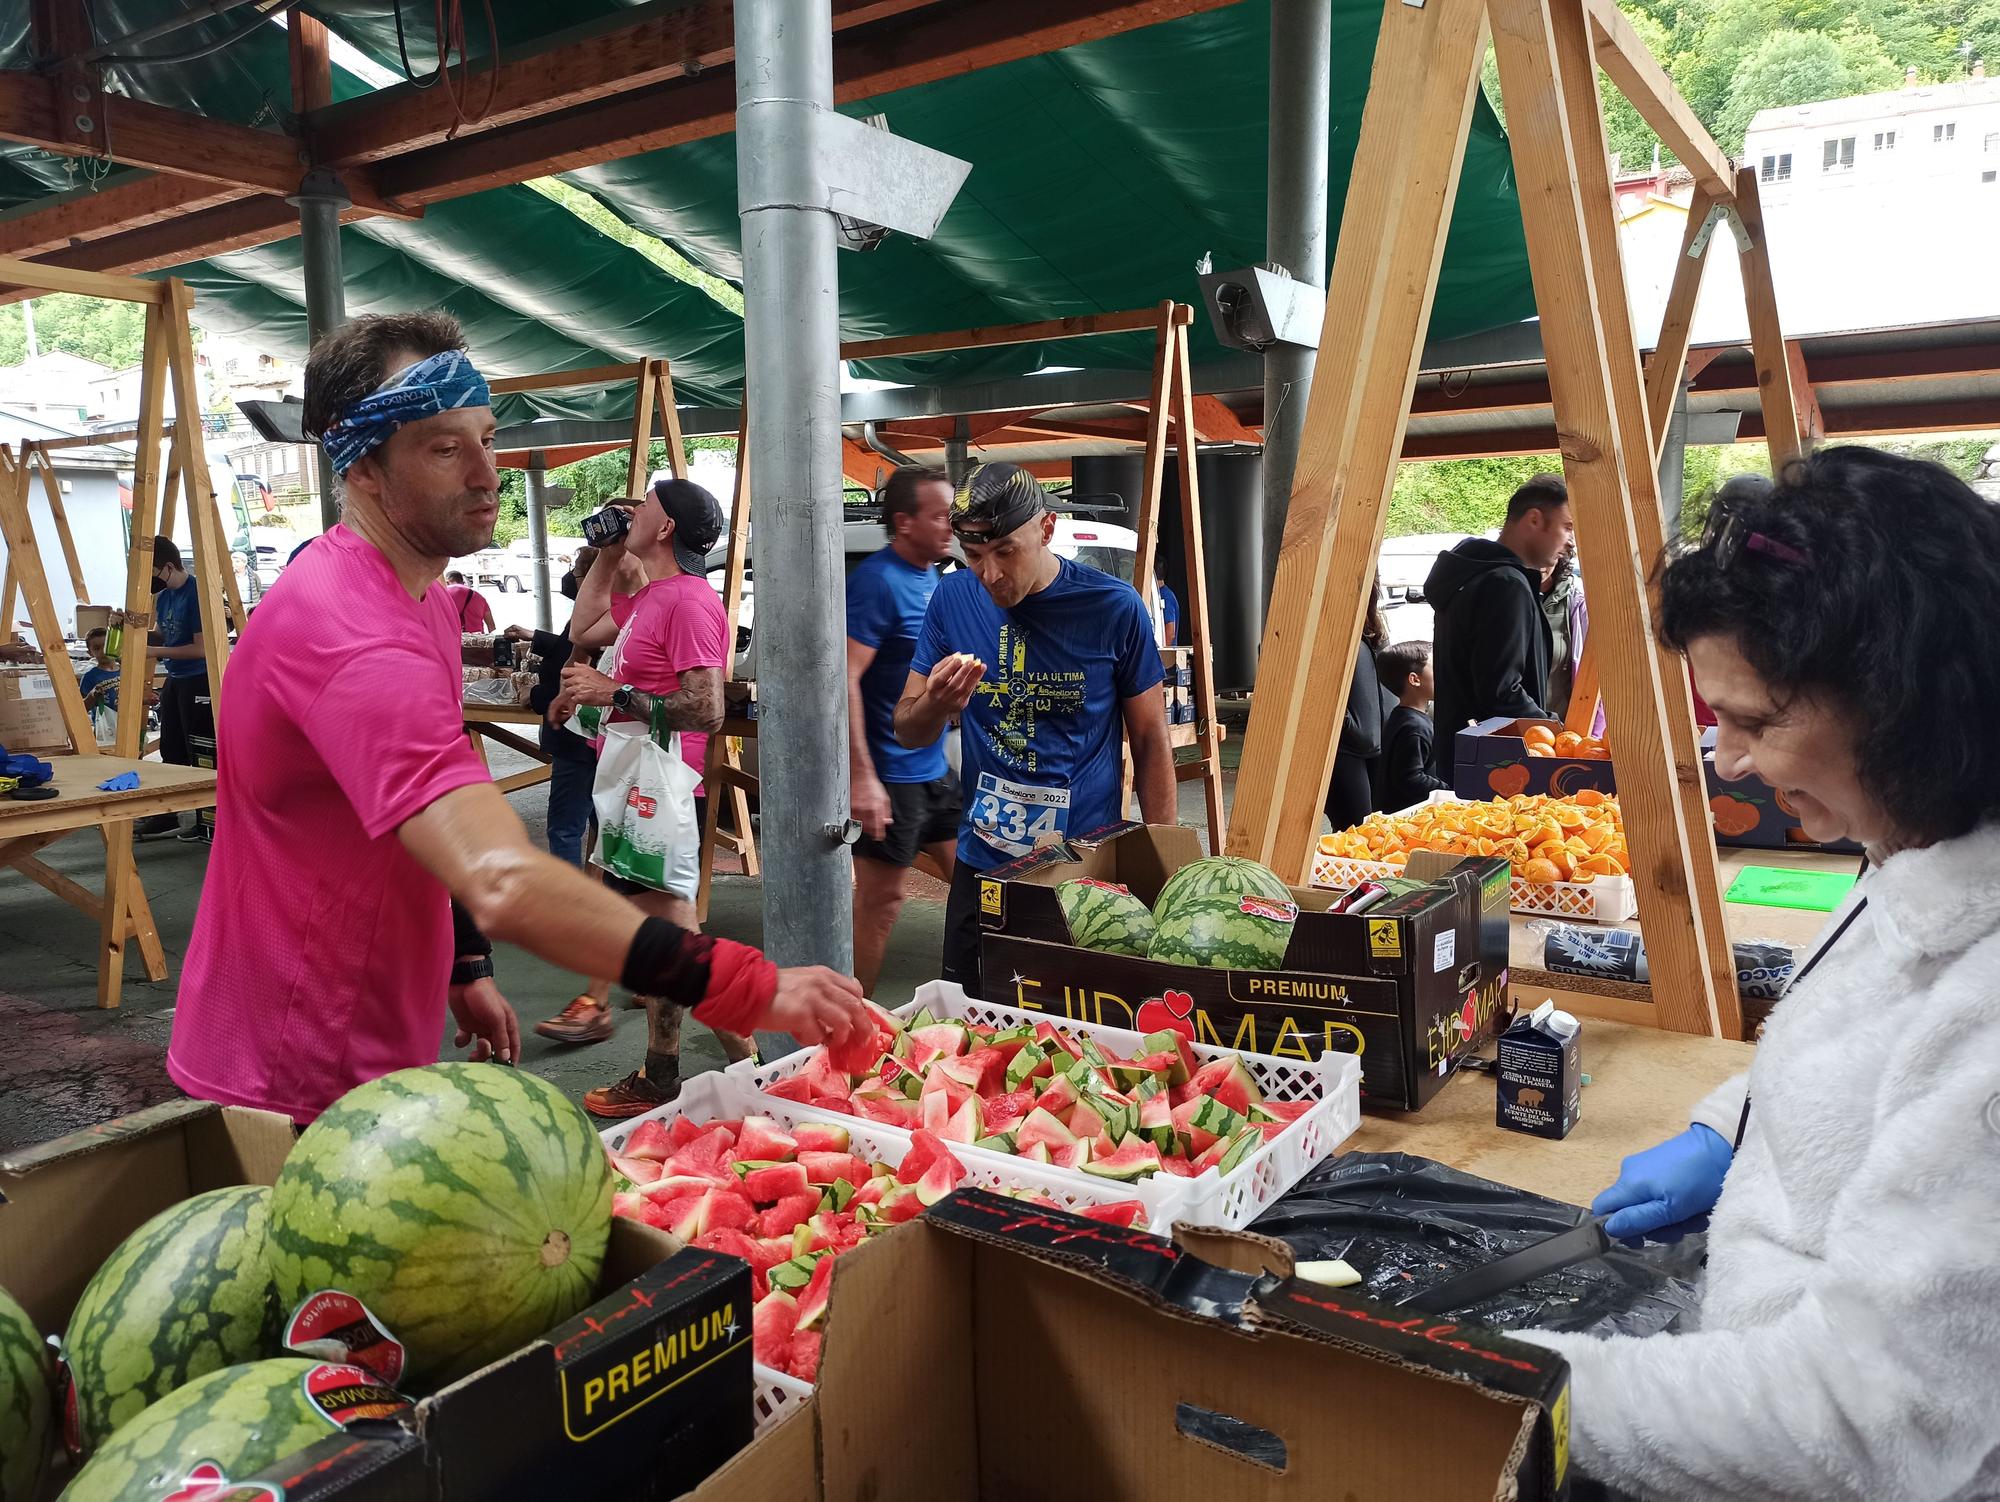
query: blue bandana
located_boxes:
[320,349,492,476]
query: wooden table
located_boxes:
[463,703,551,795]
[1348,1019,1754,1204]
[0,754,217,1007]
[1507,843,1860,1029]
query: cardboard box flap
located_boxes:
[675,1398,818,1502]
[0,1096,225,1175]
[232,1430,431,1502]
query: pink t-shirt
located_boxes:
[168,525,493,1124]
[443,582,493,633]
[605,573,727,791]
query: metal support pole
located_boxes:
[292,170,349,535]
[524,451,553,632]
[1259,0,1332,615]
[944,419,971,486]
[1656,377,1690,537]
[736,0,854,973]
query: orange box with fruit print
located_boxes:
[1452,716,1617,802]
[1316,790,1639,923]
[1699,729,1863,855]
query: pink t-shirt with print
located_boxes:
[167,525,493,1124]
[605,573,727,791]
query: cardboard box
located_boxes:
[977,823,1511,1111]
[683,1189,1571,1502]
[0,667,68,754]
[1159,647,1192,687]
[223,1431,434,1502]
[73,605,114,639]
[1700,728,1862,854]
[1452,716,1615,801]
[0,1099,751,1502]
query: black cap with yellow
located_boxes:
[950,462,1046,545]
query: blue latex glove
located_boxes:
[1592,1123,1733,1239]
[97,770,141,792]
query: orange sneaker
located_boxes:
[584,1070,678,1119]
[534,995,614,1046]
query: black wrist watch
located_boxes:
[451,955,495,986]
[612,684,637,713]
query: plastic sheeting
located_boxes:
[1252,1152,1705,1339]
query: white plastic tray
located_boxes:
[1314,790,1638,923]
[730,980,1361,1234]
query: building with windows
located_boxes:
[1745,67,2000,197]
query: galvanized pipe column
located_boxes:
[1260,0,1333,613]
[735,0,854,972]
[524,451,553,631]
[1656,378,1690,536]
[293,170,348,535]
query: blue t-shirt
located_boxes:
[846,546,947,785]
[155,576,205,679]
[913,557,1164,870]
[79,663,119,709]
[1159,582,1180,638]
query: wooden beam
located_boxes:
[1496,0,1733,1035]
[374,0,1246,204]
[1583,0,1735,199]
[1732,165,1803,472]
[1642,185,1716,464]
[841,437,884,490]
[1011,416,1155,445]
[29,451,86,599]
[1785,339,1823,447]
[1186,395,1261,445]
[0,252,165,303]
[1169,325,1227,853]
[164,280,235,725]
[0,175,245,259]
[489,362,645,396]
[1228,0,1491,881]
[841,307,1192,363]
[290,13,334,116]
[0,449,93,751]
[115,302,171,763]
[0,72,296,195]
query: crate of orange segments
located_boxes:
[1452,716,1617,802]
[1316,790,1639,923]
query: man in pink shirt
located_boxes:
[544,478,750,1117]
[441,570,495,632]
[167,310,866,1125]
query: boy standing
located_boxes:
[79,627,119,712]
[1379,639,1451,811]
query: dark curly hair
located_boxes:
[1657,446,2000,846]
[302,310,466,443]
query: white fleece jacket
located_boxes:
[1521,822,2000,1501]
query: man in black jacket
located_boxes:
[1422,475,1574,776]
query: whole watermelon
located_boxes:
[0,1287,51,1502]
[1056,879,1157,957]
[268,1064,612,1387]
[1148,890,1297,971]
[60,1358,372,1502]
[1153,857,1292,921]
[65,1185,281,1454]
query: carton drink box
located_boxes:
[1496,1000,1582,1140]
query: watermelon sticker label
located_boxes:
[301,1362,408,1426]
[285,1291,407,1386]
[161,1462,282,1502]
[1134,989,1196,1041]
[1238,895,1299,924]
[54,1344,82,1462]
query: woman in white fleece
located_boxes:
[1521,450,2000,1501]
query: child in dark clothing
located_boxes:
[1379,639,1451,810]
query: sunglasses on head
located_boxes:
[1701,496,1811,571]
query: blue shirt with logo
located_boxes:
[913,557,1163,870]
[79,664,119,709]
[846,546,947,785]
[155,576,205,679]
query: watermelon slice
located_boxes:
[1139,1029,1200,1086]
[612,1190,646,1221]
[973,1133,1018,1154]
[621,1119,673,1162]
[825,1023,887,1077]
[703,1187,759,1233]
[1015,1107,1079,1155]
[1068,1100,1107,1140]
[760,1075,816,1104]
[610,1153,663,1185]
[854,1094,922,1128]
[754,1289,799,1368]
[1174,1095,1248,1156]
[1032,1021,1080,1059]
[1185,1056,1262,1115]
[742,1162,812,1203]
[794,1255,836,1331]
[1049,1140,1092,1171]
[984,1087,1036,1130]
[1078,1200,1147,1228]
[788,1329,823,1382]
[910,1021,970,1058]
[1018,1141,1052,1164]
[758,1191,823,1239]
[913,1156,959,1207]
[799,1151,872,1187]
[1004,1042,1050,1091]
[792,1122,853,1153]
[736,1116,798,1162]
[1135,1093,1176,1152]
[1081,1140,1165,1181]
[941,1095,986,1144]
[1249,1099,1313,1125]
[1217,1128,1262,1174]
[801,1050,856,1101]
[876,1184,925,1224]
[920,1091,952,1135]
[894,1128,961,1186]
[665,1115,708,1150]
[1036,1074,1081,1116]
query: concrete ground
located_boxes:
[0,739,1239,1154]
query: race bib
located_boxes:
[970,773,1071,859]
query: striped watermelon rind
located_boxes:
[60,1358,338,1502]
[1056,879,1157,958]
[64,1184,281,1454]
[268,1064,612,1388]
[1153,857,1293,922]
[0,1287,50,1502]
[1147,891,1296,971]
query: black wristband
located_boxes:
[451,900,492,959]
[620,916,713,1006]
[451,955,495,986]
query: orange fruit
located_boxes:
[1526,745,1553,758]
[1573,788,1605,807]
[1522,724,1556,747]
[1554,731,1585,756]
[1576,853,1624,878]
[1522,857,1562,884]
[1578,744,1611,761]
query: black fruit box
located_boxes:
[975,822,1512,1110]
[1699,729,1863,854]
[1452,716,1617,801]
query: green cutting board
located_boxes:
[1725,866,1858,912]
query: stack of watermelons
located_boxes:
[1056,855,1298,972]
[23,1062,615,1500]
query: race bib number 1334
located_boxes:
[970,773,1071,859]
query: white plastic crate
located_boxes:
[1314,790,1638,923]
[730,980,1361,1233]
[753,1365,813,1435]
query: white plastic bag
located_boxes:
[591,702,701,899]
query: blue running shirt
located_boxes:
[846,546,948,784]
[913,557,1163,870]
